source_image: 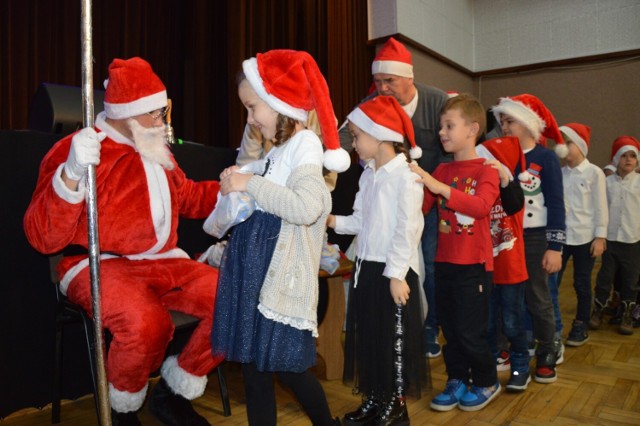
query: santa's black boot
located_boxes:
[111,409,141,426]
[148,378,210,426]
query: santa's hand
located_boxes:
[64,127,107,181]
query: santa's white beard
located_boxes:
[127,119,174,170]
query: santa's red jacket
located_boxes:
[24,116,219,293]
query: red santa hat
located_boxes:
[243,49,350,172]
[103,57,167,119]
[610,135,640,166]
[371,37,414,78]
[446,91,460,98]
[475,136,530,182]
[557,122,591,158]
[491,94,562,148]
[347,95,422,159]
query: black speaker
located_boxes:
[28,83,105,136]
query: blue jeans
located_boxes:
[558,242,596,323]
[547,272,563,336]
[487,282,530,372]
[422,209,438,331]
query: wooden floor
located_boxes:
[3,261,640,425]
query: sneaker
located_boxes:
[633,304,640,328]
[424,327,442,358]
[566,320,589,346]
[534,366,557,383]
[430,379,467,411]
[555,340,565,365]
[506,370,531,392]
[458,383,501,411]
[496,350,511,372]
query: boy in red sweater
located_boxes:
[411,94,500,411]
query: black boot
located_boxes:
[619,301,636,335]
[343,394,381,425]
[111,409,141,426]
[374,396,409,426]
[148,378,210,426]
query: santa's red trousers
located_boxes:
[66,257,223,393]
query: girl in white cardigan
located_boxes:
[210,50,348,426]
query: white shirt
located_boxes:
[606,171,640,243]
[402,90,419,119]
[334,154,424,281]
[562,159,608,245]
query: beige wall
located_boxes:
[409,45,640,168]
[478,59,640,168]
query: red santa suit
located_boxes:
[24,111,223,412]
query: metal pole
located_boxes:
[80,1,111,424]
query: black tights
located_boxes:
[241,362,334,426]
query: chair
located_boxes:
[50,255,231,424]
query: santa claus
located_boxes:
[24,57,222,425]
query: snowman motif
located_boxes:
[520,163,542,196]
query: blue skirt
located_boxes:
[210,210,316,372]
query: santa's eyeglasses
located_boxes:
[146,104,171,121]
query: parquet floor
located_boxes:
[3,261,640,425]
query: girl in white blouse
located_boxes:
[328,95,429,425]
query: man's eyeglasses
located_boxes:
[146,105,171,121]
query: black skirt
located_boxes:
[343,259,430,399]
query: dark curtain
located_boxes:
[0,0,373,148]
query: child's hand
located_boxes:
[390,278,410,305]
[483,158,510,188]
[590,238,606,258]
[326,214,336,229]
[220,165,240,180]
[542,249,562,274]
[409,162,449,197]
[220,171,252,195]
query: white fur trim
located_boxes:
[559,126,587,157]
[109,382,148,413]
[347,108,404,142]
[59,248,189,295]
[161,355,207,400]
[104,91,167,120]
[554,143,569,158]
[139,160,173,255]
[52,164,87,204]
[492,98,544,142]
[612,145,638,166]
[323,148,351,173]
[243,57,308,122]
[59,254,118,295]
[372,60,414,78]
[409,146,422,159]
[518,171,532,182]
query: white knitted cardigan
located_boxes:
[245,163,331,337]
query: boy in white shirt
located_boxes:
[590,136,640,335]
[554,123,607,345]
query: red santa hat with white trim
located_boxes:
[243,49,350,172]
[347,95,422,160]
[476,136,531,182]
[610,135,640,166]
[557,122,591,158]
[103,57,167,119]
[491,94,562,148]
[371,37,414,78]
